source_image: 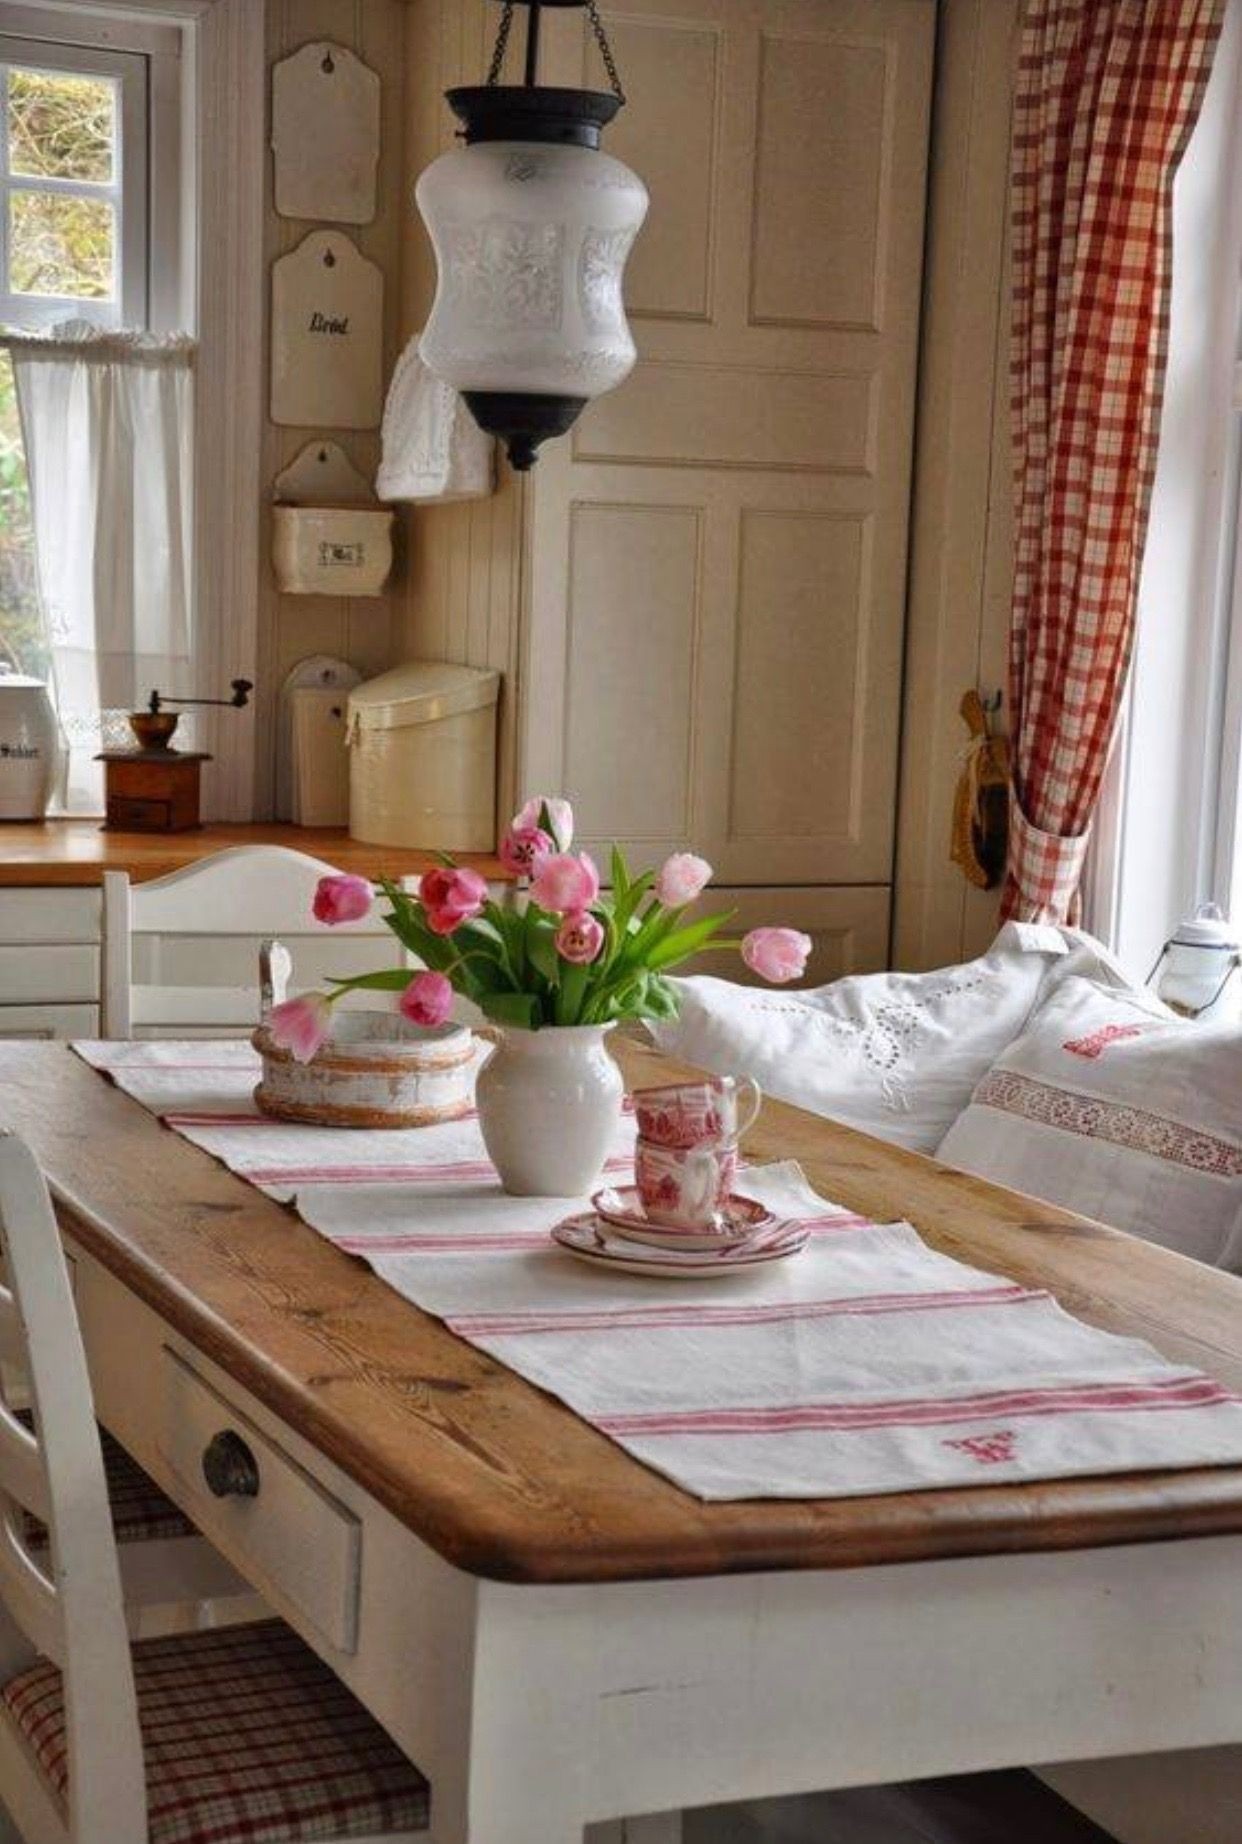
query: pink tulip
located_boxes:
[742,927,812,984]
[312,873,373,926]
[267,992,333,1063]
[499,823,554,878]
[419,865,489,936]
[514,795,573,850]
[399,969,454,1027]
[529,851,600,916]
[556,910,605,965]
[655,851,712,908]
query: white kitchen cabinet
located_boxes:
[0,890,100,1038]
[682,887,890,986]
[520,0,934,919]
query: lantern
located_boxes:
[1151,904,1242,1020]
[415,0,648,471]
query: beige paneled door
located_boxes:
[520,0,934,964]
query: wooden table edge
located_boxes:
[20,1041,1242,1586]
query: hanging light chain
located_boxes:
[485,1,517,84]
[585,0,626,102]
[484,0,626,104]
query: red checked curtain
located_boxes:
[1003,0,1225,923]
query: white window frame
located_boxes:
[0,34,148,328]
[1082,0,1242,976]
[0,0,263,819]
[1212,333,1242,917]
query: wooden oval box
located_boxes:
[252,1012,476,1128]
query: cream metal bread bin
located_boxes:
[271,505,394,596]
[346,660,500,851]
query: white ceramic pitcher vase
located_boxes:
[475,1023,623,1197]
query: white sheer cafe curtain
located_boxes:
[2,320,195,811]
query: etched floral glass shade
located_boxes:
[416,136,648,469]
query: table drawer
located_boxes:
[158,1347,360,1654]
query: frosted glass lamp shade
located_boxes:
[416,137,648,466]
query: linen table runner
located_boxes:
[75,1040,1242,1501]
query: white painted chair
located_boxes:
[0,1132,429,1844]
[101,846,415,1039]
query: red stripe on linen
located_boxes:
[247,1152,634,1187]
[251,1160,498,1185]
[449,1283,1046,1338]
[596,1376,1235,1438]
[337,1231,554,1253]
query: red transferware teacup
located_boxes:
[634,1139,739,1231]
[632,1075,761,1150]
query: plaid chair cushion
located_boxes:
[1,1620,429,1842]
[24,1426,196,1550]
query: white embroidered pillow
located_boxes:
[937,977,1242,1269]
[649,923,1117,1155]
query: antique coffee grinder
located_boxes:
[97,680,252,832]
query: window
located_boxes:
[1084,6,1242,974]
[0,26,162,800]
[0,39,147,328]
[0,2,264,822]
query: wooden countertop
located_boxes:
[12,1039,1242,1586]
[0,821,507,886]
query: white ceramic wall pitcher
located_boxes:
[476,1024,622,1197]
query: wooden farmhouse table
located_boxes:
[6,1038,1242,1843]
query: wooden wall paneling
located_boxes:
[518,0,932,898]
[892,0,1019,970]
[683,886,891,984]
[396,0,525,830]
[254,0,406,819]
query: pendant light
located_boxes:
[415,0,648,471]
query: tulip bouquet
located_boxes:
[268,797,812,1062]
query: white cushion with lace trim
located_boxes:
[649,924,1130,1155]
[937,976,1242,1270]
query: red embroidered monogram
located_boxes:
[974,1071,1242,1178]
[944,1431,1018,1466]
[1062,1023,1146,1060]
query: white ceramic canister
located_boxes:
[475,1023,623,1197]
[0,665,58,820]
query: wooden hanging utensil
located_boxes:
[950,688,1009,891]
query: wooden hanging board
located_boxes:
[270,231,384,430]
[274,439,376,506]
[271,41,381,225]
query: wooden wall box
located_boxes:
[271,42,381,225]
[96,751,211,833]
[270,231,384,430]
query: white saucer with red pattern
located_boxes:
[590,1185,777,1252]
[551,1210,808,1278]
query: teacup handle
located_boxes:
[733,1075,762,1139]
[683,1149,721,1221]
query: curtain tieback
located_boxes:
[1009,800,1091,923]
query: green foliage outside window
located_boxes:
[0,356,47,678]
[0,67,118,673]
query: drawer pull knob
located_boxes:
[202,1429,260,1499]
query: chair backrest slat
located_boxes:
[0,1135,146,1841]
[101,847,419,1039]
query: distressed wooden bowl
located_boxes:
[252,1011,477,1128]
